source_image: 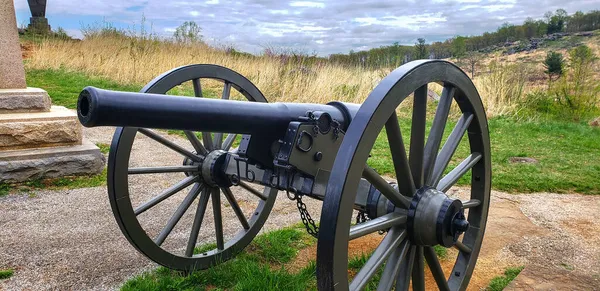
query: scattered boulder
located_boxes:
[589,117,600,127]
[509,157,539,164]
[575,31,594,37]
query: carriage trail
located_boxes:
[0,126,598,290]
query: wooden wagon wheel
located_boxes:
[317,60,491,290]
[107,65,277,271]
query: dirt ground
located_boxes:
[1,126,599,290]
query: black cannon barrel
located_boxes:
[77,87,359,134]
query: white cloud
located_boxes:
[10,0,599,56]
[289,1,325,8]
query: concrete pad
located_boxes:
[0,139,105,182]
[0,87,51,112]
[0,106,82,150]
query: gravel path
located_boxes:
[1,127,599,290]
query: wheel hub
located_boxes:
[197,150,232,187]
[407,187,469,247]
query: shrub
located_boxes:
[546,45,600,119]
[173,21,203,44]
[54,27,70,40]
[543,51,564,82]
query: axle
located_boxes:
[77,87,360,135]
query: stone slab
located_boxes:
[0,87,52,112]
[0,0,27,89]
[0,139,105,182]
[0,105,82,150]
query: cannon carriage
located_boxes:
[77,60,490,290]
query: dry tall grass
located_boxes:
[27,36,380,105]
[26,35,538,116]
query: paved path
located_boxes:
[1,127,599,290]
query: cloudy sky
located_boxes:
[12,0,598,55]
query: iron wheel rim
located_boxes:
[108,64,277,271]
[316,60,491,290]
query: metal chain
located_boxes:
[356,210,369,224]
[295,193,319,238]
[279,165,320,238]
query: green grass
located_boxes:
[0,169,107,197]
[369,116,600,194]
[122,226,317,291]
[0,268,14,280]
[0,183,10,197]
[486,266,524,291]
[96,143,111,154]
[433,245,448,259]
[26,68,141,109]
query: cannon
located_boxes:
[77,60,490,290]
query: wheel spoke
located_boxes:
[192,78,214,151]
[424,246,450,291]
[215,82,231,149]
[410,85,428,188]
[211,187,225,250]
[134,176,198,215]
[423,85,455,186]
[155,183,203,246]
[437,153,482,192]
[185,187,211,257]
[238,181,268,200]
[462,199,481,209]
[222,81,232,99]
[192,78,203,97]
[213,133,224,150]
[411,246,425,291]
[202,132,214,151]
[385,113,416,196]
[431,113,473,187]
[138,128,202,162]
[362,167,410,209]
[395,245,416,291]
[349,213,407,240]
[222,133,237,151]
[454,241,472,254]
[222,187,250,230]
[184,131,208,156]
[377,240,411,291]
[128,165,199,175]
[350,228,407,290]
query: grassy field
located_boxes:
[27,34,600,117]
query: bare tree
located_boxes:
[465,51,482,78]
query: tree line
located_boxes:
[329,9,600,68]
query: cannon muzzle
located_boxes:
[77,86,358,134]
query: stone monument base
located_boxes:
[0,87,51,113]
[0,106,82,150]
[0,88,104,183]
[0,139,104,182]
[27,17,50,33]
